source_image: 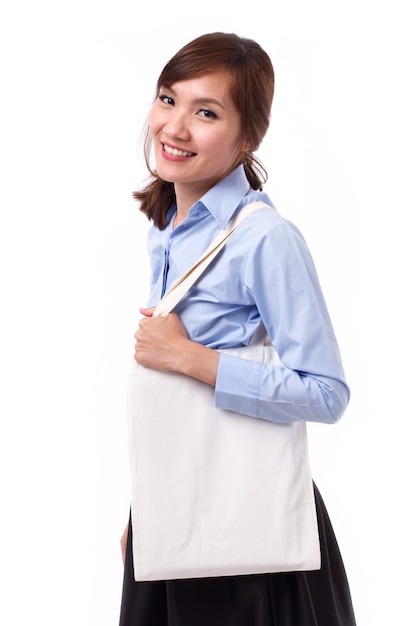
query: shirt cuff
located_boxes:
[214,352,263,418]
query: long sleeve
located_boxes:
[214,215,350,424]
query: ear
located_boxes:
[239,137,252,152]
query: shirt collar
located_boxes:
[193,165,250,229]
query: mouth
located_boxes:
[162,143,196,158]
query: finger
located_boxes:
[139,307,156,317]
[134,317,148,339]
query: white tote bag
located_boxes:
[127,202,321,581]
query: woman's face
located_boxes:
[149,69,246,202]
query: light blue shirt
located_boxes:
[146,165,350,424]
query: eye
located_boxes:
[158,94,175,106]
[197,108,218,120]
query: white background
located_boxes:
[1,1,416,624]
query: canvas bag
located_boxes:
[127,202,321,581]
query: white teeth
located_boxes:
[163,144,193,157]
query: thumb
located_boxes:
[139,307,156,318]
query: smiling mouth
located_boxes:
[163,143,196,157]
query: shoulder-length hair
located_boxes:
[134,32,274,229]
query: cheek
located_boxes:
[220,135,244,165]
[204,132,239,156]
[148,107,161,138]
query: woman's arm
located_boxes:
[213,217,350,425]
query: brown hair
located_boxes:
[134,32,275,229]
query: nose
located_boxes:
[164,109,191,141]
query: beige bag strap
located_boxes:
[153,201,273,317]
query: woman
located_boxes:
[119,32,356,626]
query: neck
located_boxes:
[172,178,219,226]
[173,184,205,227]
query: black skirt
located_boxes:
[119,483,356,626]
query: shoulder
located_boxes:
[238,195,308,252]
[231,197,318,282]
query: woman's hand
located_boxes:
[120,521,129,566]
[133,307,220,387]
[134,308,189,372]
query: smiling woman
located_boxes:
[148,70,246,220]
[119,32,357,626]
[135,32,274,231]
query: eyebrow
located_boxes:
[193,97,225,110]
[160,85,225,111]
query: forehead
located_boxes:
[161,69,235,102]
